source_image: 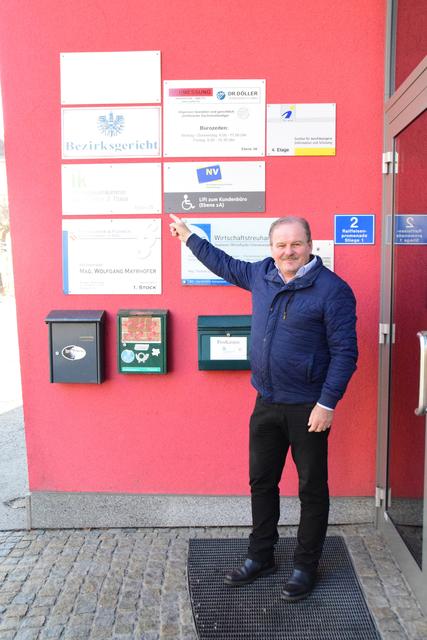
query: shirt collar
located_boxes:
[275,254,318,284]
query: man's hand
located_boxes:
[308,404,333,432]
[169,214,192,243]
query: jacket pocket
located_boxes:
[309,354,330,382]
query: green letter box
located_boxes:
[118,309,168,374]
[197,315,251,371]
[45,310,105,383]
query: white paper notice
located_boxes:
[210,336,247,360]
[164,80,265,157]
[62,107,161,159]
[60,51,161,104]
[267,104,336,156]
[62,219,161,294]
[181,218,334,284]
[62,163,161,215]
[164,161,265,213]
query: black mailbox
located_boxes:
[45,310,105,383]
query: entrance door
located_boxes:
[377,56,427,613]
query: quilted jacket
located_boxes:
[187,234,358,408]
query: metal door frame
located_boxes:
[376,54,427,614]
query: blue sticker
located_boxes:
[197,165,222,184]
[334,215,375,245]
[188,223,211,242]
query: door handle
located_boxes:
[415,331,427,416]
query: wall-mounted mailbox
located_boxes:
[45,310,105,383]
[118,309,168,374]
[198,315,251,371]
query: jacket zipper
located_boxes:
[282,292,295,319]
[265,290,294,390]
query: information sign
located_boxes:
[164,79,265,157]
[62,219,161,294]
[181,218,334,284]
[60,51,161,104]
[62,107,161,159]
[395,214,427,244]
[164,161,265,213]
[267,103,336,156]
[62,163,161,215]
[334,215,375,244]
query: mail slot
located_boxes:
[198,315,251,370]
[45,310,105,383]
[118,309,168,374]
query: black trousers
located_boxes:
[247,395,330,572]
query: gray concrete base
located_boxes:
[29,492,374,529]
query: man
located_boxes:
[169,214,357,601]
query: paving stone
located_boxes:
[39,626,65,639]
[3,603,28,617]
[0,617,20,632]
[0,525,425,639]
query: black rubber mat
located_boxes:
[187,536,381,640]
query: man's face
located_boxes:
[270,222,312,281]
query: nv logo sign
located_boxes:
[197,164,222,184]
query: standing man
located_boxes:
[169,214,357,601]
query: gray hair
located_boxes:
[269,216,312,244]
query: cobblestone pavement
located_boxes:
[0,524,426,640]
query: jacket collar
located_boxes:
[265,255,324,289]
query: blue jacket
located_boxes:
[187,234,358,408]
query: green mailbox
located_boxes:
[118,309,168,374]
[197,315,251,371]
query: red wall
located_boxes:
[0,0,386,497]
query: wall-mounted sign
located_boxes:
[181,218,334,284]
[267,103,336,156]
[60,51,161,104]
[62,218,161,294]
[62,107,161,159]
[164,79,266,157]
[334,214,375,244]
[164,161,265,213]
[62,163,161,215]
[394,214,427,244]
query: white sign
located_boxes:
[181,217,334,284]
[164,79,266,157]
[312,240,334,271]
[60,51,161,104]
[210,336,248,360]
[62,163,161,215]
[164,161,265,213]
[62,218,161,294]
[62,107,161,159]
[267,103,336,156]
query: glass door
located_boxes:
[377,55,427,613]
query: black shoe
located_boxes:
[224,558,277,586]
[281,568,315,601]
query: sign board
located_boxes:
[334,215,375,244]
[395,214,427,244]
[164,79,265,157]
[62,163,161,215]
[60,51,161,104]
[267,103,336,156]
[62,218,161,294]
[62,107,161,159]
[164,161,265,213]
[181,218,334,284]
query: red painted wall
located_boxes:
[0,0,386,497]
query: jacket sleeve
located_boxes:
[186,233,256,291]
[318,282,358,409]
